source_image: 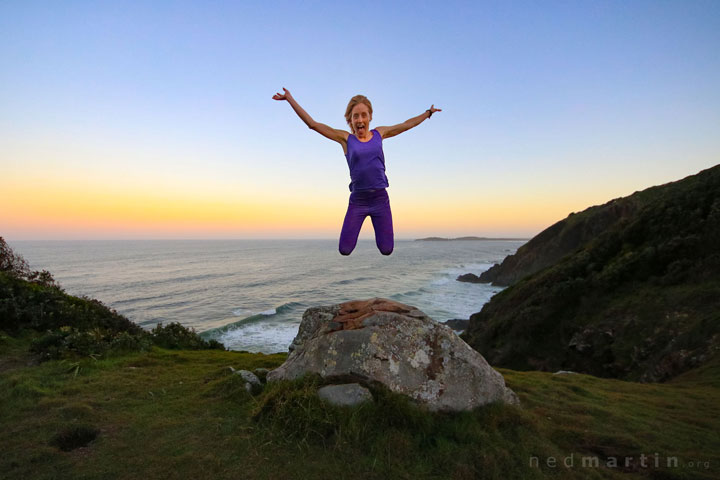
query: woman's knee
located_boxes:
[378,244,393,256]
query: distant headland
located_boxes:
[414,236,529,242]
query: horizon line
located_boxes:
[6,236,532,242]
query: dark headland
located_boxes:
[462,164,720,383]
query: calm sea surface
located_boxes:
[9,239,524,353]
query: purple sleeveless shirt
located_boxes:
[345,129,389,192]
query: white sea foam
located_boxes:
[219,321,298,354]
[442,262,495,276]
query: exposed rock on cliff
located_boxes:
[443,319,469,331]
[268,298,518,411]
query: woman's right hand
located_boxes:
[272,87,292,101]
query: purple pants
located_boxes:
[339,188,394,256]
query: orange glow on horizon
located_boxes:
[2,169,611,239]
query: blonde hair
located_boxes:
[344,95,373,131]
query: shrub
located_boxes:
[111,330,153,352]
[2,238,225,357]
[29,326,154,360]
[151,322,225,350]
[29,329,67,360]
[0,236,58,288]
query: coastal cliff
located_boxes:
[478,188,654,286]
[463,165,720,381]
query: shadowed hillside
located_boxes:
[463,165,720,382]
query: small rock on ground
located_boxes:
[317,383,373,407]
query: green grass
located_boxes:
[1,332,718,480]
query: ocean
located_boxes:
[9,239,524,354]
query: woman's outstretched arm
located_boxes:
[375,105,442,139]
[272,88,348,144]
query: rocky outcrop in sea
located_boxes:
[456,273,486,283]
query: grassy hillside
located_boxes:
[1,332,718,479]
[464,165,720,381]
[2,235,718,478]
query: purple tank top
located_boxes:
[345,129,389,192]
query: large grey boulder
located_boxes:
[267,298,519,411]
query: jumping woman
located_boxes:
[272,88,441,255]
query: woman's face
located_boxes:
[350,103,372,136]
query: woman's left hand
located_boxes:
[429,105,442,114]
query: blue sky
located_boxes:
[2,0,719,239]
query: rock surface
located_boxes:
[253,368,270,382]
[268,298,518,411]
[456,273,486,283]
[442,319,469,331]
[234,369,262,393]
[317,383,373,407]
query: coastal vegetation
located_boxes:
[463,165,720,382]
[0,237,224,360]
[1,236,719,478]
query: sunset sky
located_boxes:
[2,1,719,240]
